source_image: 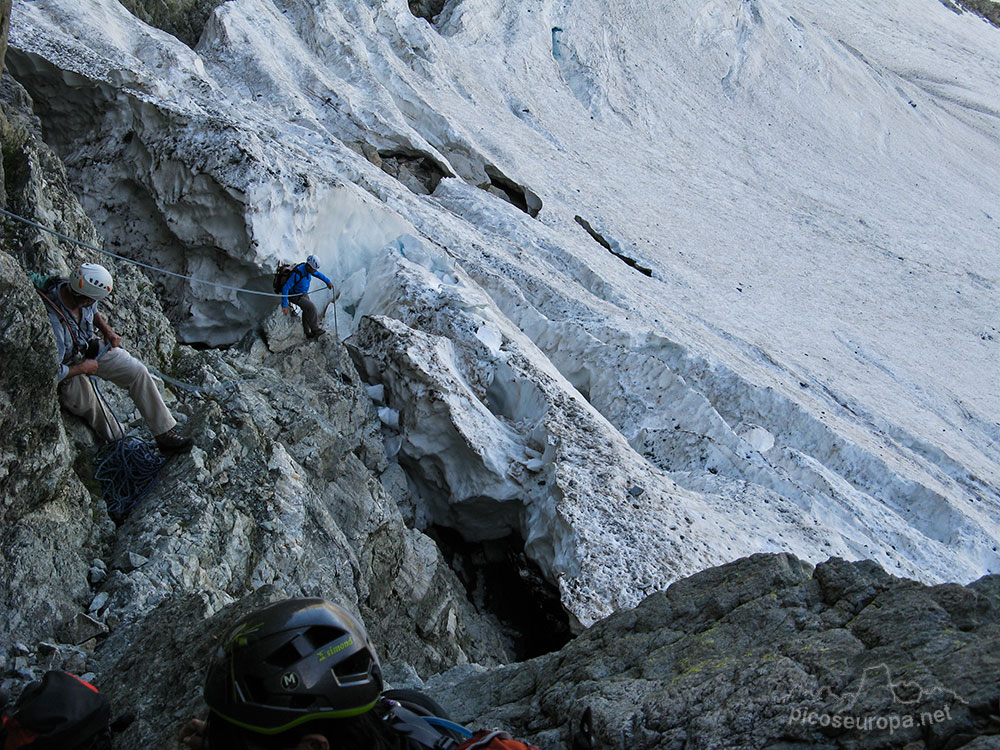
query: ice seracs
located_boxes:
[8,0,1000,627]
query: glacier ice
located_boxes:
[8,0,1000,627]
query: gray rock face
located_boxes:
[408,0,450,25]
[420,554,1000,750]
[116,0,224,48]
[0,76,116,654]
[0,73,512,744]
[0,0,9,75]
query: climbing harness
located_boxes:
[1,206,330,298]
[32,281,166,519]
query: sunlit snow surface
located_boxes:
[10,0,1000,626]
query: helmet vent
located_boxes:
[332,650,372,682]
[243,675,268,704]
[264,642,305,669]
[304,626,347,649]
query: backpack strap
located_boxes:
[383,701,460,750]
[2,714,41,749]
[35,281,91,358]
[278,264,308,298]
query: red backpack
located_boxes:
[456,730,541,750]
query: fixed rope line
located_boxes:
[145,365,306,403]
[0,206,326,298]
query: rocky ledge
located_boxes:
[425,553,1000,750]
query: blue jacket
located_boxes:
[281,263,331,307]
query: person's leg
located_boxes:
[95,348,176,436]
[58,374,125,442]
[292,294,321,336]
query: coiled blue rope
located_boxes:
[93,436,167,519]
[89,359,166,519]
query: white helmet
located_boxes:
[72,263,113,301]
[306,254,320,269]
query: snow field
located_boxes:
[9,0,1000,626]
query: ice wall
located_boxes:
[8,0,1000,627]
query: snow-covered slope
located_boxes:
[9,0,1000,627]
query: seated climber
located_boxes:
[40,262,193,455]
[281,254,334,339]
[179,598,541,750]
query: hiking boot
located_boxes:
[307,329,326,339]
[155,429,193,455]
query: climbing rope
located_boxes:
[0,206,328,298]
[86,353,313,520]
[93,436,167,520]
[87,371,166,520]
[146,364,308,403]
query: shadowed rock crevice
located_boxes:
[117,0,224,48]
[574,215,653,277]
[408,0,451,25]
[479,165,542,217]
[427,525,573,660]
[378,150,451,195]
[0,0,10,74]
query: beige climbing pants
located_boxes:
[59,347,176,442]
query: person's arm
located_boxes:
[93,312,121,348]
[314,270,333,288]
[48,312,97,380]
[66,359,99,378]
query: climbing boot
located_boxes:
[155,429,193,455]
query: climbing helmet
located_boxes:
[72,263,113,301]
[204,598,383,736]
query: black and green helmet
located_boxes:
[204,598,384,736]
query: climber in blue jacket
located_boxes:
[282,254,334,338]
